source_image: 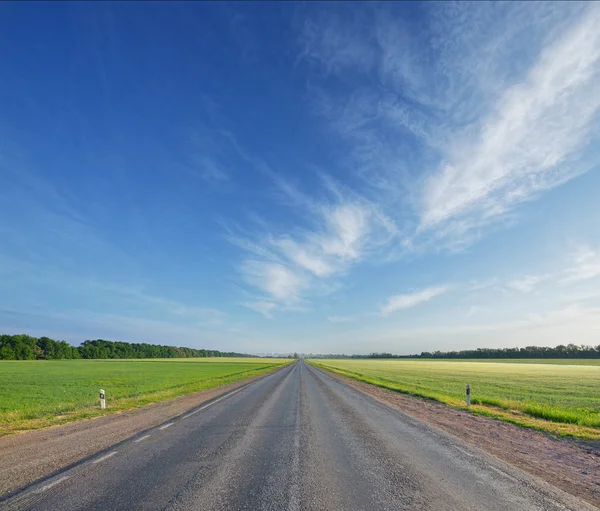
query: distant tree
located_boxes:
[0,333,254,360]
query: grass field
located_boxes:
[308,359,600,439]
[0,358,291,436]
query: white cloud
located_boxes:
[494,244,600,293]
[230,175,397,303]
[328,315,355,323]
[274,238,334,277]
[562,245,600,283]
[297,7,376,75]
[243,301,276,319]
[318,203,370,260]
[241,261,305,302]
[195,156,229,182]
[299,5,600,254]
[381,286,449,316]
[507,274,549,293]
[230,5,600,316]
[467,277,498,292]
[421,5,600,229]
[182,124,255,184]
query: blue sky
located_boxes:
[2,2,600,355]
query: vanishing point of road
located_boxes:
[2,361,594,511]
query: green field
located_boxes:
[309,359,600,439]
[0,358,291,435]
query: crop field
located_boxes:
[0,358,291,435]
[309,359,600,439]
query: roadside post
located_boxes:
[100,389,106,409]
[466,384,471,407]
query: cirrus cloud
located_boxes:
[381,286,450,316]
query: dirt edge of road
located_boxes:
[0,365,286,498]
[317,365,600,509]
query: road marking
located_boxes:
[134,435,151,443]
[33,476,70,494]
[287,385,301,511]
[181,384,250,420]
[159,423,173,430]
[92,451,117,464]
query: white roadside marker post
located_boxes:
[466,384,471,407]
[100,389,106,410]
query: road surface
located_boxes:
[1,361,595,511]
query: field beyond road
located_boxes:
[308,359,600,439]
[0,358,291,436]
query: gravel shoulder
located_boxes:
[0,369,277,497]
[316,365,600,509]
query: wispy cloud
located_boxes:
[297,6,375,75]
[274,238,334,277]
[182,156,229,183]
[381,286,449,316]
[181,124,254,184]
[230,172,397,305]
[498,245,600,291]
[240,260,306,303]
[298,4,600,252]
[267,200,377,279]
[328,315,355,323]
[242,300,276,319]
[562,245,600,283]
[421,5,600,229]
[467,277,499,292]
[507,274,549,293]
[223,5,600,313]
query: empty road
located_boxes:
[1,361,594,511]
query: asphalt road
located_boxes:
[2,361,595,511]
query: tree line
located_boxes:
[305,344,600,359]
[363,344,600,359]
[0,334,254,360]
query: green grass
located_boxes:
[388,358,600,365]
[308,359,600,439]
[0,358,291,435]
